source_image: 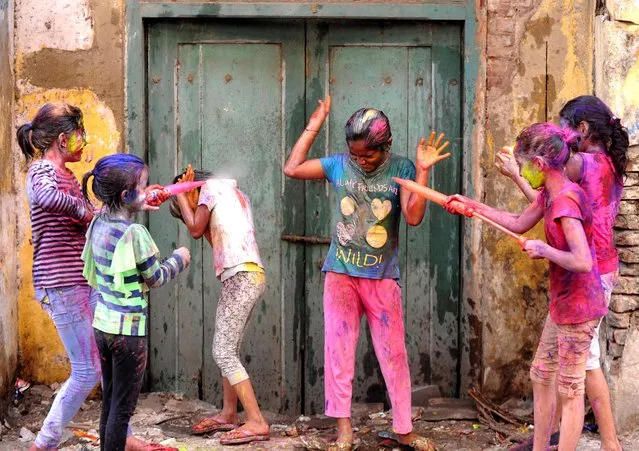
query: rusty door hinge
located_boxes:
[281,234,331,245]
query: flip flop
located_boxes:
[219,428,270,445]
[191,416,239,435]
[378,431,436,451]
[327,436,361,450]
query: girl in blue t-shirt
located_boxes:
[284,96,450,451]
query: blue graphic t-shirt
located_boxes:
[320,153,416,280]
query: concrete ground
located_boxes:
[0,388,638,450]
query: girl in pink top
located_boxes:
[497,96,628,451]
[447,123,607,451]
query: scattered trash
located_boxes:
[473,423,480,429]
[19,426,36,442]
[297,415,311,422]
[285,425,299,437]
[584,423,599,433]
[73,428,99,442]
[14,378,31,405]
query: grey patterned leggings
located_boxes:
[212,271,266,385]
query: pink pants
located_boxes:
[323,272,412,434]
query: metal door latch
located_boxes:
[281,234,331,245]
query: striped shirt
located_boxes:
[82,216,186,336]
[26,159,90,288]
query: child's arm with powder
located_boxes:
[132,225,190,288]
[401,131,451,226]
[446,193,544,235]
[30,164,92,223]
[523,217,593,272]
[283,96,331,180]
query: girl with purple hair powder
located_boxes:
[284,96,450,451]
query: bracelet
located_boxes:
[305,128,319,133]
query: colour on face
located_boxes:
[348,140,386,172]
[129,168,149,210]
[520,161,545,189]
[67,128,87,154]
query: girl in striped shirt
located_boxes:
[82,154,190,451]
[18,103,100,451]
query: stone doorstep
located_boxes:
[421,398,478,421]
[411,384,443,407]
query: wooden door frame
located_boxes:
[126,1,484,396]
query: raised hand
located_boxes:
[495,146,519,179]
[178,164,199,211]
[416,131,451,171]
[306,95,331,132]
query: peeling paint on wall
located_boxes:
[0,0,18,417]
[15,89,119,383]
[482,0,594,402]
[15,0,93,55]
[595,18,639,146]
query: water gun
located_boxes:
[145,180,206,204]
[393,177,529,248]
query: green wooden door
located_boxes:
[147,20,462,415]
[147,20,306,413]
[303,22,462,412]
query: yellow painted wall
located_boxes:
[12,0,124,382]
[480,0,595,400]
[15,89,120,383]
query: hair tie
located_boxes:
[28,129,36,152]
[610,116,620,126]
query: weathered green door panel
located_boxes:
[422,27,462,395]
[199,41,295,407]
[147,22,182,393]
[175,43,205,397]
[148,21,306,413]
[305,22,462,412]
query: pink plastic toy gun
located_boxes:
[145,180,206,204]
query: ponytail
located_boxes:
[560,95,629,180]
[82,170,95,207]
[609,118,629,180]
[16,122,36,163]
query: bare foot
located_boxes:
[125,436,152,451]
[331,417,353,448]
[28,444,54,451]
[601,439,623,451]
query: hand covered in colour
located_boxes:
[416,131,451,171]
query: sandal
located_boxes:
[327,437,360,451]
[378,431,436,451]
[219,428,270,445]
[191,416,239,435]
[405,437,437,451]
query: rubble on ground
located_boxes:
[1,383,638,450]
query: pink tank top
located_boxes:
[579,152,623,275]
